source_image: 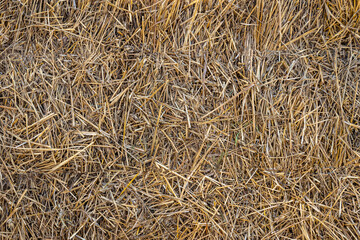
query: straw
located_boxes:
[1,0,360,239]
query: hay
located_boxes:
[1,0,360,239]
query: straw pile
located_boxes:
[1,0,360,239]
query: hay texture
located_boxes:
[1,0,360,239]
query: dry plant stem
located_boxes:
[1,0,360,239]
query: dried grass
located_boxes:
[1,0,360,239]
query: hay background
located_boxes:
[1,0,360,239]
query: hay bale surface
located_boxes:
[1,0,360,239]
